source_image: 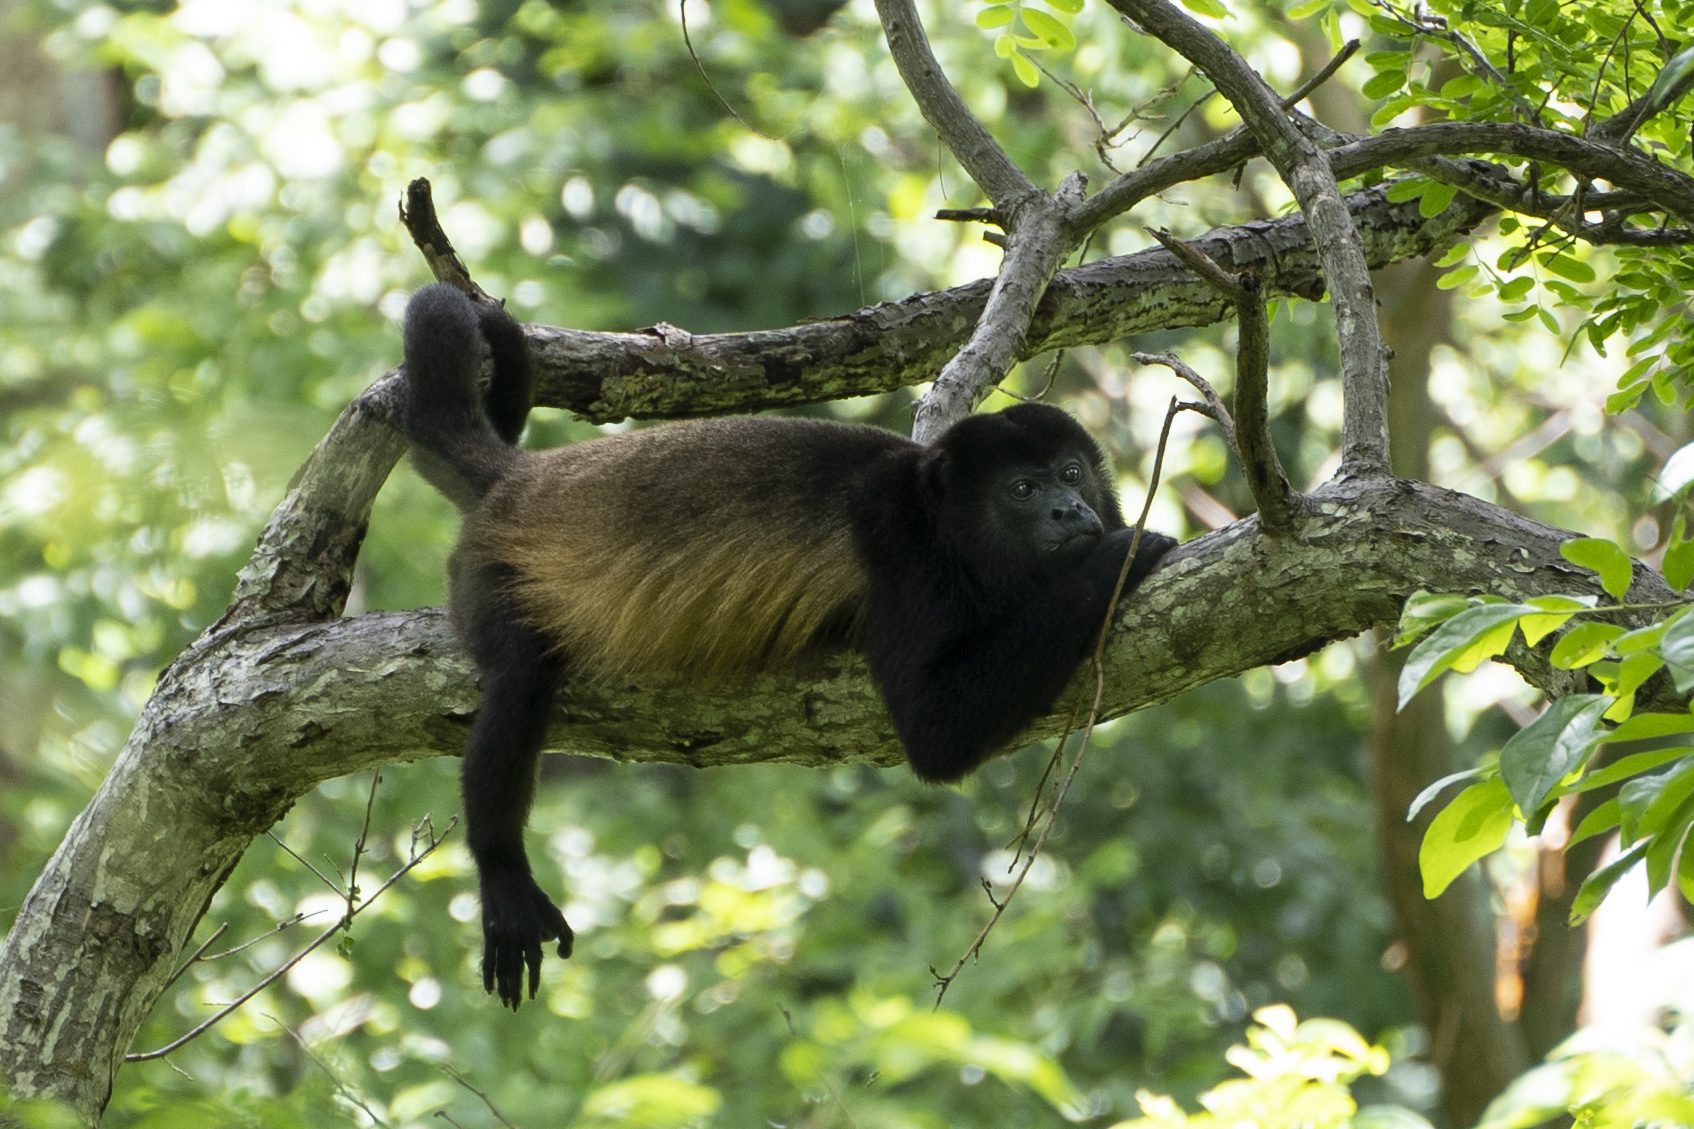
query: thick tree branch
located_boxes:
[206,184,1491,676]
[911,175,1087,442]
[1328,123,1694,225]
[871,0,1035,207]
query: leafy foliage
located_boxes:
[6,0,1694,1125]
[1105,1005,1429,1129]
[973,0,1083,88]
[1395,527,1694,917]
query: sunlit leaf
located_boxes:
[1570,841,1648,924]
[1566,795,1621,848]
[1406,766,1489,823]
[1560,537,1634,600]
[1518,598,1585,646]
[1419,778,1514,899]
[1391,590,1473,647]
[1665,513,1694,591]
[1009,50,1040,87]
[1539,251,1596,283]
[1548,620,1623,668]
[1021,7,1074,50]
[1397,604,1529,709]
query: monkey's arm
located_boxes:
[870,528,1174,783]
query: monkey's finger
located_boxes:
[526,937,544,999]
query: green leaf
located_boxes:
[1362,69,1407,99]
[1436,264,1478,290]
[1571,748,1694,798]
[1406,766,1489,823]
[1560,537,1634,600]
[1041,0,1085,12]
[1179,0,1230,17]
[1420,778,1514,898]
[1021,7,1075,49]
[1009,50,1040,87]
[1539,251,1596,283]
[1626,759,1694,842]
[1659,610,1694,691]
[1385,177,1426,204]
[1397,604,1529,709]
[1548,620,1623,668]
[1642,43,1694,119]
[1645,797,1694,897]
[1606,380,1650,413]
[976,6,1017,28]
[1432,243,1469,269]
[1417,181,1457,219]
[1570,841,1648,924]
[1499,694,1607,816]
[1604,711,1694,743]
[1612,620,1667,655]
[1566,795,1621,848]
[1518,594,1592,646]
[1666,513,1694,591]
[1497,276,1535,302]
[1286,0,1330,17]
[1392,590,1473,646]
[1608,652,1665,699]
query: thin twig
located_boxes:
[267,831,343,894]
[346,770,382,926]
[157,923,229,993]
[272,1016,392,1128]
[932,398,1186,1007]
[126,817,455,1062]
[442,1064,522,1129]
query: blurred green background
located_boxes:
[3,0,1692,1126]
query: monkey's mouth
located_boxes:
[1048,527,1101,556]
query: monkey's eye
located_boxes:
[1060,463,1083,485]
[1009,480,1035,501]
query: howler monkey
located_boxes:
[399,283,1176,1009]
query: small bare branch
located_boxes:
[126,817,454,1062]
[1145,230,1295,527]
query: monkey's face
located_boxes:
[983,455,1108,571]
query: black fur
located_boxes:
[398,283,1176,1008]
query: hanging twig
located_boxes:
[931,397,1188,1007]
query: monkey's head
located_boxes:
[927,403,1123,579]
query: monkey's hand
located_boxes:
[480,868,574,1010]
[1122,528,1178,587]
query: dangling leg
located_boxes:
[455,563,571,1009]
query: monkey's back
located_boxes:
[469,417,915,680]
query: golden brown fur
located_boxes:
[467,418,872,681]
